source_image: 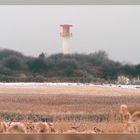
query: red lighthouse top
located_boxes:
[60,24,72,27]
[60,24,72,37]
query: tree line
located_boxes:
[0,49,139,83]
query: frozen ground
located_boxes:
[0,82,139,89]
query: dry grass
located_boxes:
[54,122,125,133]
[0,85,139,133]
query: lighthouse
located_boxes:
[60,24,72,54]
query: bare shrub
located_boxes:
[7,122,27,133]
[126,111,140,133]
[0,120,8,133]
[119,104,131,123]
[35,122,50,133]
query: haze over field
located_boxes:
[0,6,140,64]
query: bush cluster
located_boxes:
[0,49,139,82]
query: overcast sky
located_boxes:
[0,5,139,64]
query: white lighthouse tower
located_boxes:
[60,24,72,55]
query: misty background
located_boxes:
[0,5,140,64]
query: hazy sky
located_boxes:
[0,5,140,64]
